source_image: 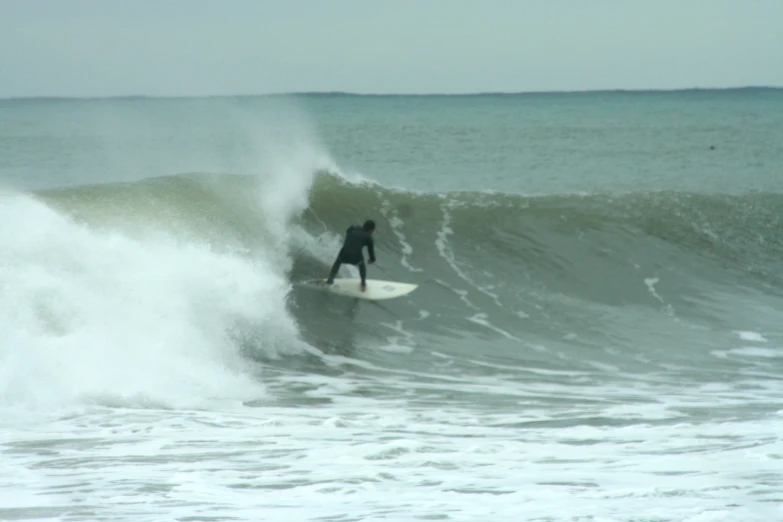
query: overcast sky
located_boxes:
[1,0,782,98]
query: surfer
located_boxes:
[326,219,376,292]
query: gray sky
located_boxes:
[1,0,782,97]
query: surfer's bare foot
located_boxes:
[360,283,367,292]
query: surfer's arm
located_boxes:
[367,237,376,263]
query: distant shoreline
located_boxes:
[1,86,781,102]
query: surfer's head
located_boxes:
[363,219,376,232]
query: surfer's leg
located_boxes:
[326,256,342,284]
[358,260,367,286]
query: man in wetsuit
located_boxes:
[326,219,376,292]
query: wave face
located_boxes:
[293,175,783,361]
[4,170,777,402]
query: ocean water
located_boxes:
[1,89,782,521]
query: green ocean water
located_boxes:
[1,90,782,521]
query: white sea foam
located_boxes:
[379,198,423,273]
[644,276,675,317]
[1,378,781,522]
[734,330,768,343]
[0,194,292,415]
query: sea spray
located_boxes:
[0,99,341,414]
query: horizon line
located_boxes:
[1,85,781,101]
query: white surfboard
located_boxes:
[300,278,418,301]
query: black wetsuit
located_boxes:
[327,225,376,284]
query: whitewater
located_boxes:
[1,91,782,521]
